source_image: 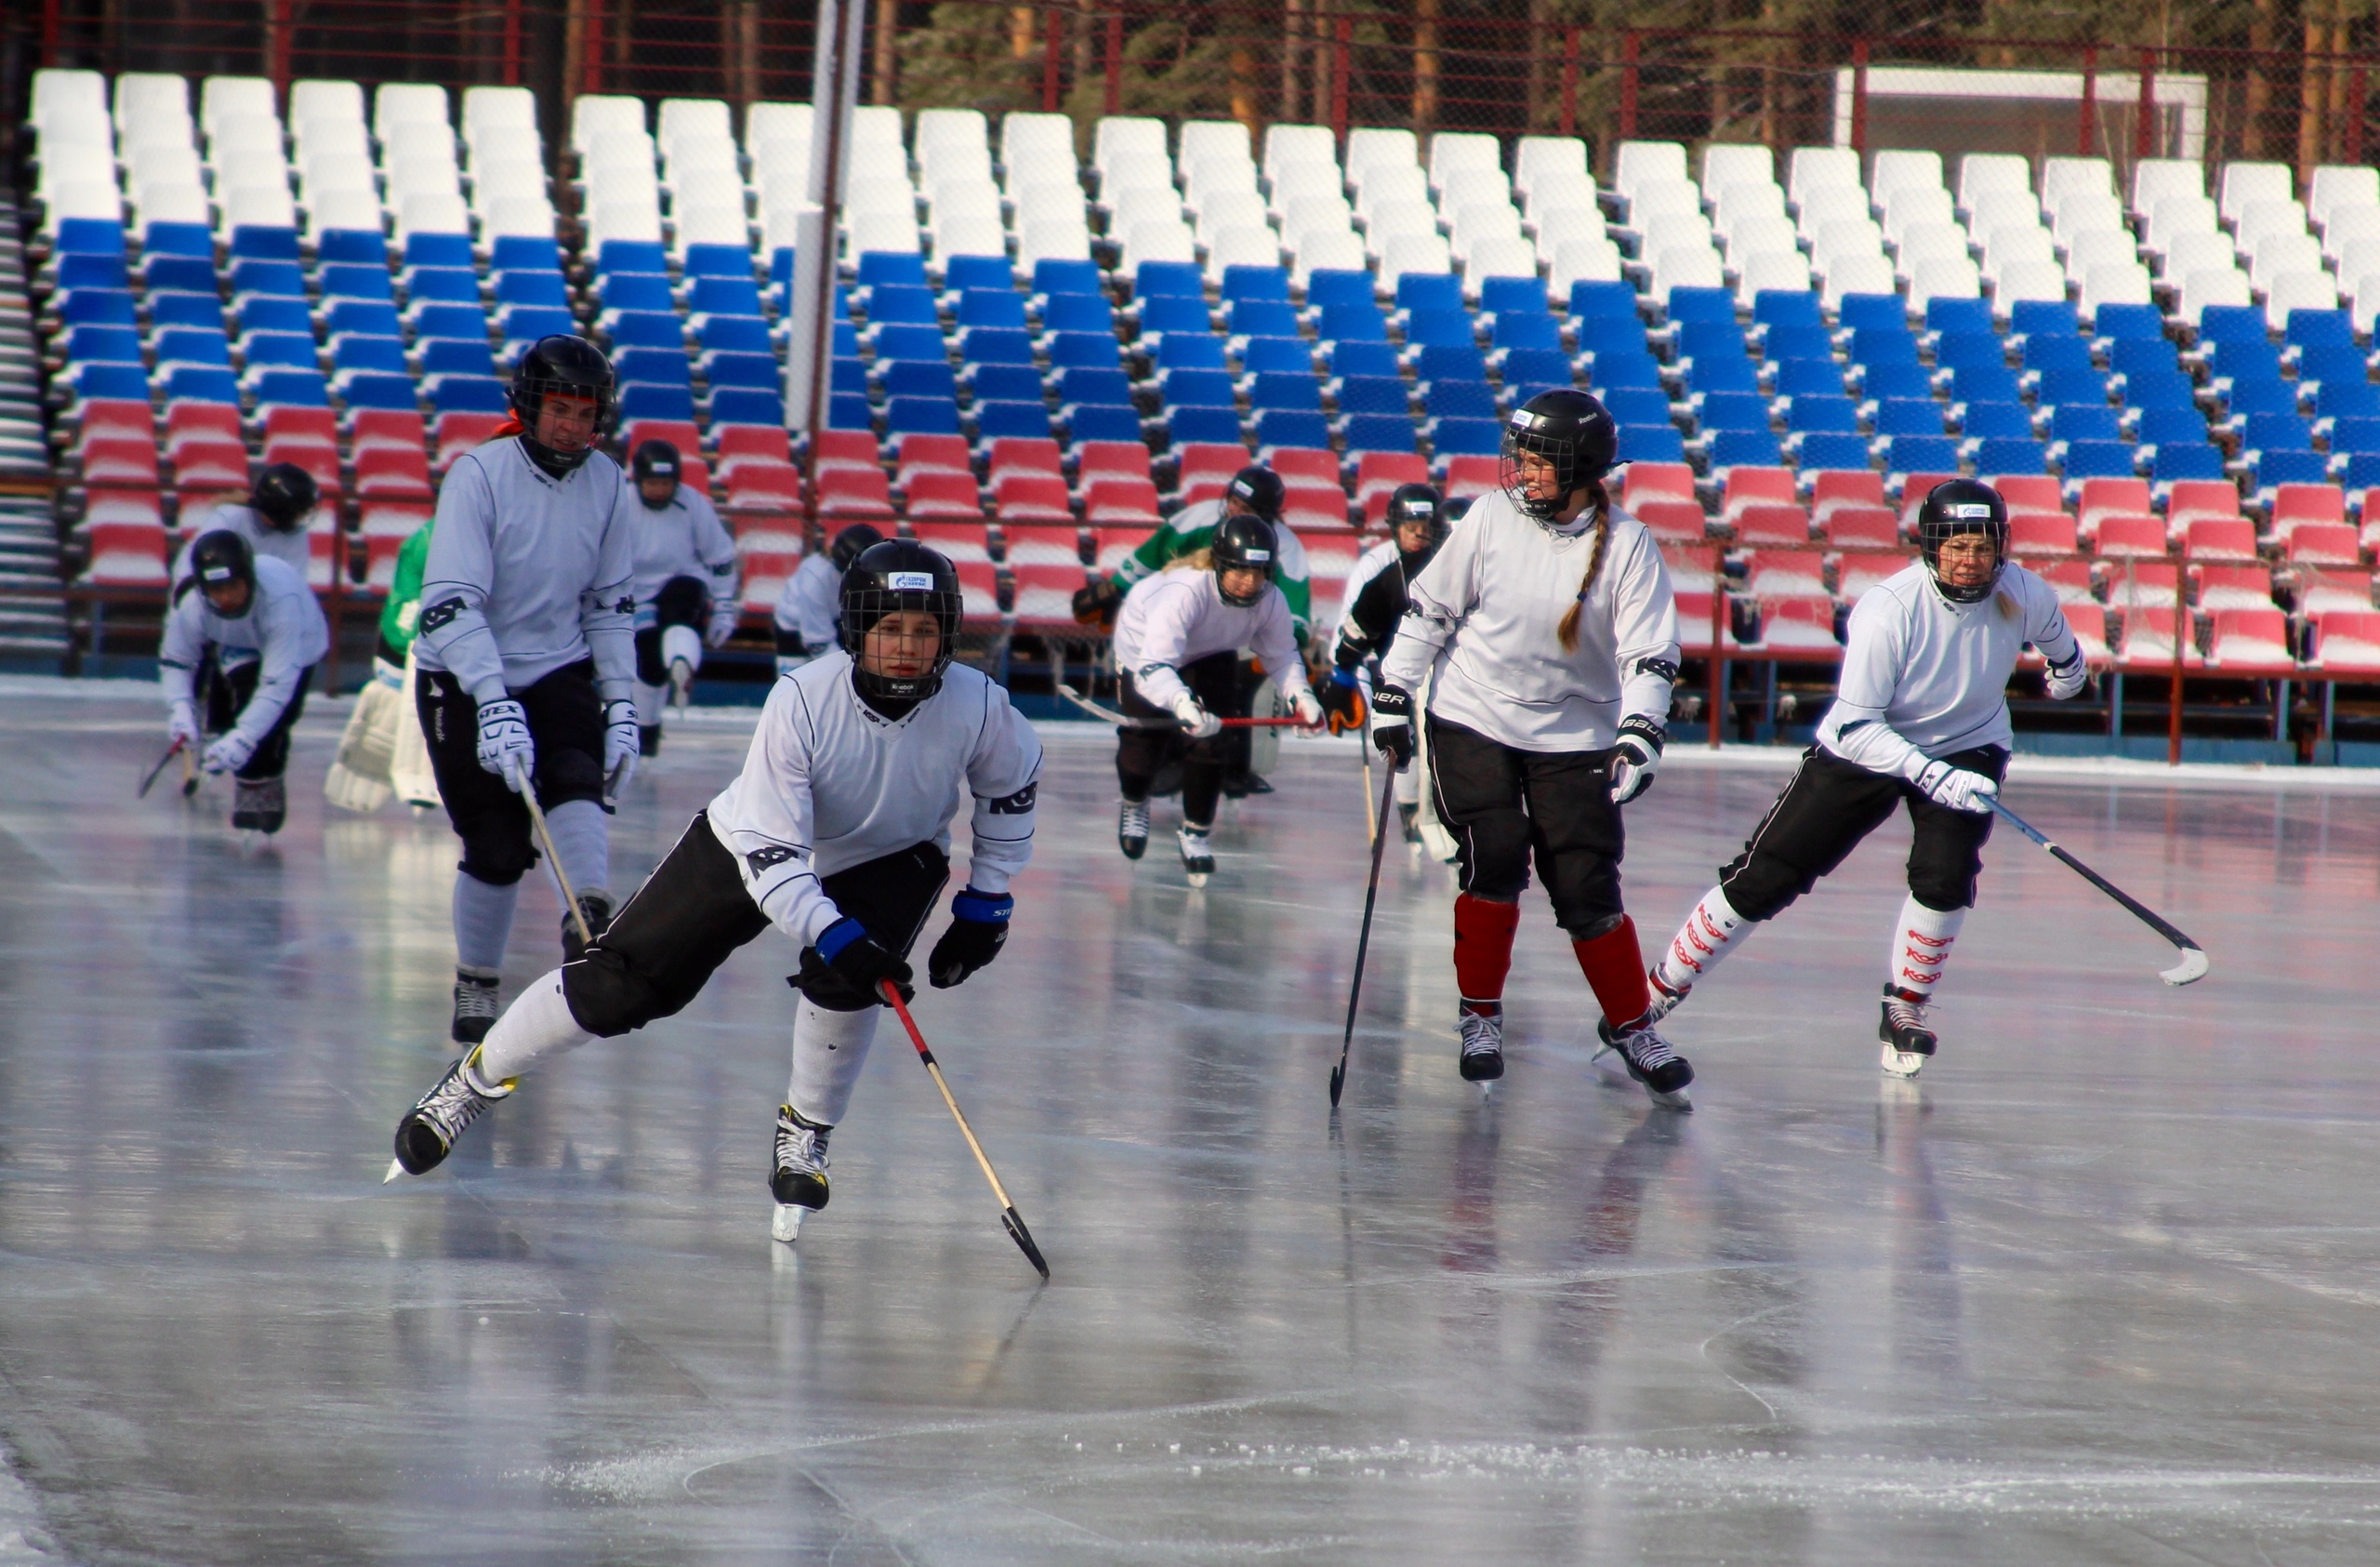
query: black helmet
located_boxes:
[250,462,319,531]
[1224,465,1286,523]
[828,522,887,573]
[1915,478,2009,605]
[630,438,681,507]
[1501,388,1618,524]
[838,538,963,701]
[1210,511,1279,607]
[188,528,258,618]
[1385,482,1446,544]
[509,334,615,472]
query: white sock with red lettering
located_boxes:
[1653,885,1753,998]
[1887,895,1965,1001]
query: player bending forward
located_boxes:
[387,541,1043,1245]
[1109,513,1323,884]
[1316,483,1448,849]
[1373,390,1689,1104]
[160,529,328,835]
[1644,479,2087,1077]
[624,437,739,755]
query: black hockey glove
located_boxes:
[1071,576,1123,628]
[1316,666,1368,735]
[927,888,1012,988]
[814,916,914,1003]
[1370,682,1415,769]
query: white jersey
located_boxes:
[707,654,1043,949]
[1817,562,2079,777]
[772,552,841,653]
[172,504,309,589]
[415,438,638,706]
[1337,538,1400,631]
[1110,566,1312,710]
[1381,490,1678,751]
[158,554,329,748]
[628,486,739,616]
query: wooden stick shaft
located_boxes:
[884,984,1017,1209]
[520,781,594,948]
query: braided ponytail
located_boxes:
[1554,476,1615,654]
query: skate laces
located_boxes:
[415,1054,509,1143]
[1118,800,1148,834]
[453,978,501,1024]
[774,1107,830,1174]
[1884,992,1929,1029]
[1459,1009,1501,1056]
[1617,1022,1679,1069]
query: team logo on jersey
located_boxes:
[419,597,465,632]
[888,571,935,591]
[746,844,800,875]
[987,782,1037,816]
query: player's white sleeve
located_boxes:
[1123,586,1200,709]
[1817,590,1926,778]
[1255,590,1312,698]
[1379,519,1478,691]
[691,492,741,603]
[157,593,205,709]
[416,456,509,704]
[715,684,843,948]
[581,473,639,703]
[2024,574,2083,687]
[962,690,1044,894]
[1607,523,1682,728]
[774,557,840,648]
[220,586,319,755]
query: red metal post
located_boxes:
[1041,6,1063,113]
[2350,66,2368,166]
[1330,15,1351,147]
[584,0,605,96]
[2078,46,2096,155]
[41,0,61,66]
[1708,544,1726,750]
[267,0,292,99]
[2135,46,2158,160]
[1558,27,1580,139]
[1104,10,1122,116]
[504,0,523,86]
[1850,39,1869,158]
[2168,540,2188,765]
[1618,32,1639,142]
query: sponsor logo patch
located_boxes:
[987,781,1038,816]
[888,570,935,591]
[1949,502,1996,520]
[419,597,464,632]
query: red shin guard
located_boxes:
[1573,916,1654,1029]
[1452,894,1521,1009]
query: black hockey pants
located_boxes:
[1427,717,1628,936]
[1115,651,1252,826]
[1717,745,2008,918]
[634,575,712,684]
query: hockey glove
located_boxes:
[1316,666,1368,734]
[815,915,914,1003]
[927,888,1012,989]
[167,699,201,750]
[705,602,739,649]
[1291,687,1326,730]
[2044,649,2089,700]
[1071,576,1123,628]
[1170,692,1223,739]
[1607,714,1664,805]
[474,697,534,791]
[1371,683,1415,770]
[602,698,640,796]
[201,729,255,775]
[1913,758,1999,815]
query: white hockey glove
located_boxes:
[1170,692,1222,739]
[201,730,254,775]
[2044,648,2088,700]
[1607,715,1664,805]
[475,697,534,792]
[1913,758,1999,815]
[1291,687,1325,730]
[167,699,201,750]
[602,698,640,796]
[705,601,739,649]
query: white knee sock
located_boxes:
[1393,762,1421,807]
[1888,895,1966,1000]
[453,871,522,971]
[1654,885,1753,992]
[662,623,703,674]
[475,968,594,1080]
[788,999,880,1126]
[542,797,610,904]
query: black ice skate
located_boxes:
[231,777,285,834]
[1397,801,1422,847]
[771,1105,832,1242]
[1178,825,1215,887]
[1117,799,1149,860]
[387,1048,514,1179]
[639,724,661,757]
[1457,1003,1505,1082]
[1879,986,1937,1078]
[1594,1013,1694,1109]
[561,891,614,964]
[451,966,500,1043]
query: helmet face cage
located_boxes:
[250,463,318,530]
[1210,513,1279,606]
[1917,483,2010,605]
[1498,392,1615,524]
[190,528,258,617]
[1224,466,1285,523]
[630,439,680,500]
[1385,483,1445,547]
[509,336,616,464]
[838,543,963,700]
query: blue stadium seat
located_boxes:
[1501,348,1575,390]
[694,317,772,355]
[880,359,959,401]
[865,285,940,328]
[1131,260,1203,300]
[2197,304,2268,347]
[1227,299,1301,341]
[2285,308,2354,351]
[2110,336,2180,378]
[402,232,474,270]
[428,377,508,414]
[2058,441,2136,481]
[1884,434,1960,473]
[141,253,218,295]
[2021,333,2095,375]
[944,256,1012,296]
[1947,365,2022,406]
[2149,444,2225,481]
[2036,366,2113,407]
[1404,310,1476,352]
[2204,338,2282,385]
[251,368,328,409]
[615,347,693,388]
[2338,451,2380,487]
[1241,337,1316,376]
[1137,295,1212,340]
[597,272,674,318]
[238,333,317,378]
[1395,273,1464,316]
[1161,368,1237,408]
[596,240,668,275]
[1752,290,1825,331]
[2242,411,2314,452]
[500,310,576,358]
[2121,368,2198,412]
[403,267,481,307]
[1569,279,1639,321]
[1424,381,1496,422]
[1336,376,1409,417]
[492,235,562,272]
[959,289,1030,330]
[1431,418,1503,458]
[1343,414,1420,454]
[333,337,408,381]
[884,395,961,436]
[2329,416,2380,454]
[1935,333,2006,374]
[682,245,753,281]
[1776,359,1847,398]
[1873,398,1946,437]
[1057,366,1133,409]
[959,328,1033,367]
[1711,428,1784,468]
[1250,371,1322,413]
[65,325,142,364]
[1678,320,1750,360]
[59,289,136,328]
[831,357,869,394]
[1848,325,1922,368]
[1221,266,1290,304]
[874,324,949,363]
[2298,343,2369,389]
[974,400,1054,441]
[1307,271,1375,312]
[1574,314,1651,365]
[2093,303,2165,341]
[230,295,308,338]
[704,352,778,390]
[1795,432,1872,471]
[1480,276,1553,320]
[1971,436,2047,474]
[1589,351,1662,391]
[1858,361,1936,402]
[2008,299,2082,339]
[315,262,392,305]
[2252,448,2328,487]
[54,216,124,257]
[228,226,300,262]
[1318,301,1389,343]
[1599,387,1672,427]
[142,220,214,259]
[154,327,231,370]
[1695,392,1770,432]
[1326,340,1400,379]
[858,252,929,291]
[710,389,785,427]
[689,276,764,318]
[1666,286,1734,325]
[1166,407,1244,445]
[164,366,243,405]
[1838,294,1908,332]
[1682,354,1759,396]
[2222,378,2298,418]
[1488,311,1565,358]
[1617,423,1687,463]
[2134,406,2208,449]
[229,259,305,299]
[1414,344,1488,386]
[1787,395,1859,434]
[1924,297,1992,339]
[1042,292,1117,335]
[2049,405,2122,444]
[1152,333,1227,372]
[1255,409,1330,451]
[69,363,150,402]
[607,312,684,350]
[827,392,875,431]
[1046,332,1121,369]
[1960,402,2034,441]
[967,364,1045,403]
[57,250,130,294]
[1067,405,1144,444]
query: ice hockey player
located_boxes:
[1643,478,2088,1078]
[625,438,740,756]
[411,335,640,1043]
[386,541,1043,1248]
[1316,483,1449,847]
[160,528,329,835]
[325,514,443,815]
[171,462,319,591]
[774,522,883,675]
[1109,512,1324,885]
[1371,390,1690,1104]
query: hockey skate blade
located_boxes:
[2160,946,2210,987]
[771,1203,805,1243]
[382,1158,407,1185]
[1592,1045,1692,1111]
[1183,870,1210,889]
[1880,1044,1926,1079]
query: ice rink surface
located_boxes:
[2,679,2378,1565]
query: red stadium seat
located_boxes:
[2061,602,2111,663]
[1174,444,1247,500]
[77,399,155,449]
[908,521,992,562]
[811,429,881,476]
[427,411,498,471]
[2008,512,2077,555]
[1441,455,1501,499]
[986,437,1064,485]
[354,445,433,498]
[1077,441,1155,486]
[902,471,985,521]
[165,403,242,455]
[623,418,702,457]
[1009,562,1092,627]
[267,440,341,502]
[1895,471,1957,529]
[1001,525,1087,568]
[1271,449,1340,488]
[1809,469,1885,523]
[2206,607,2294,671]
[2117,604,2203,669]
[80,436,159,487]
[1281,482,1348,530]
[1743,549,1828,600]
[1620,460,1696,510]
[1754,596,1843,652]
[2269,482,2347,544]
[738,545,800,615]
[991,471,1074,523]
[362,533,408,591]
[2166,479,2241,531]
[2311,609,2380,672]
[1353,451,1428,507]
[307,527,348,589]
[2183,518,2258,562]
[1992,473,2066,518]
[895,432,973,488]
[2076,476,2154,538]
[1721,465,1795,521]
[1633,498,1710,542]
[2035,558,2099,604]
[2096,514,2169,558]
[357,498,432,538]
[723,460,802,512]
[2284,524,2362,566]
[1822,505,1900,549]
[1673,591,1748,652]
[1091,526,1144,576]
[1731,502,1812,546]
[263,405,337,453]
[82,509,170,587]
[1835,549,1914,600]
[356,407,429,456]
[2291,567,2374,617]
[951,557,1004,624]
[1083,477,1162,525]
[2192,564,2276,609]
[715,424,792,473]
[818,465,896,519]
[169,437,252,497]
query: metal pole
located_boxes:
[789,0,865,548]
[265,0,292,100]
[2079,46,2096,156]
[1558,26,1580,139]
[1850,39,1869,159]
[1619,32,1639,142]
[584,0,605,95]
[1104,9,1122,115]
[42,0,60,67]
[2349,65,2368,166]
[504,0,522,86]
[1330,15,1351,148]
[2167,540,2188,765]
[1708,543,1725,750]
[2135,46,2158,160]
[1041,4,1063,112]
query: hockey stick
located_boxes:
[879,981,1051,1280]
[519,775,596,950]
[181,745,199,797]
[1329,763,1404,1108]
[138,737,186,798]
[1986,797,2209,986]
[1360,740,1378,846]
[1052,681,1308,730]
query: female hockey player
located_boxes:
[386,541,1043,1247]
[1643,478,2088,1077]
[413,335,641,1042]
[1108,512,1325,884]
[1316,483,1448,847]
[160,529,328,835]
[774,522,883,674]
[170,462,319,590]
[1371,389,1689,1103]
[624,437,740,755]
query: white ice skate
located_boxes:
[1178,825,1214,887]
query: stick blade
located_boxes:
[1002,1207,1051,1280]
[1328,1061,1346,1107]
[2160,945,2211,987]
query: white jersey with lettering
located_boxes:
[628,485,739,617]
[1109,566,1312,710]
[158,553,329,749]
